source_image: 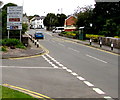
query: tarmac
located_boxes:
[1,33,120,59]
[52,33,120,55]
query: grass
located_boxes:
[0,86,38,99]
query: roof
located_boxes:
[31,16,45,21]
[64,16,77,26]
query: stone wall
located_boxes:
[100,37,120,49]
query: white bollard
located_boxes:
[111,43,114,50]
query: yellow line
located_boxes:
[54,37,119,56]
[3,84,53,100]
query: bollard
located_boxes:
[34,40,37,45]
[90,39,92,45]
[111,43,114,50]
[100,41,102,47]
[32,38,34,43]
[37,42,39,48]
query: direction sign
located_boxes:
[7,6,23,30]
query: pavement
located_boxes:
[52,33,120,55]
[2,38,45,59]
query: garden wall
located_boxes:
[100,37,120,49]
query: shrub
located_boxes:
[2,39,21,46]
[16,44,26,49]
[1,39,26,49]
[1,46,7,51]
[86,34,104,40]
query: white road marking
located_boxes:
[62,67,67,69]
[71,72,78,76]
[58,64,64,67]
[66,69,72,73]
[77,76,85,81]
[68,47,79,53]
[1,66,57,69]
[58,43,65,47]
[43,54,112,98]
[93,88,105,94]
[84,81,94,87]
[104,96,112,99]
[86,54,108,63]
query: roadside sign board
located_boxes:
[7,6,23,30]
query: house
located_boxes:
[30,16,45,29]
[64,16,77,31]
[23,14,29,25]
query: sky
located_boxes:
[2,0,96,16]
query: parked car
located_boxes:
[34,32,44,39]
[52,27,64,33]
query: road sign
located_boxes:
[7,6,23,30]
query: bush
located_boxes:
[16,44,26,49]
[1,46,7,51]
[1,39,26,49]
[86,34,104,40]
[2,39,21,46]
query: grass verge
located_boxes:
[0,86,38,99]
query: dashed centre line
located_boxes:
[68,47,79,53]
[86,54,108,63]
[58,43,65,47]
[42,54,113,99]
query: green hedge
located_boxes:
[1,39,26,49]
[86,34,104,40]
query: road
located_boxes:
[2,29,118,99]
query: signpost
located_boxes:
[7,6,23,41]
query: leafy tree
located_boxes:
[56,14,67,26]
[92,2,120,36]
[100,19,117,37]
[75,5,93,34]
[2,3,17,38]
[22,23,28,34]
[44,13,58,30]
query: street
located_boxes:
[2,29,118,99]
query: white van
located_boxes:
[52,27,64,33]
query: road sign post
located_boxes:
[7,6,23,41]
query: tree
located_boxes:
[75,5,93,34]
[92,2,120,36]
[2,3,17,38]
[44,13,58,30]
[56,14,67,26]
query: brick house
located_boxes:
[64,16,77,31]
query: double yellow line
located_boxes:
[3,84,54,100]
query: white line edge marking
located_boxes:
[62,67,67,69]
[86,54,108,63]
[77,76,85,80]
[66,69,72,73]
[84,81,94,87]
[93,88,105,94]
[104,96,112,99]
[1,66,58,69]
[71,72,78,76]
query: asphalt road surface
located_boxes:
[2,29,118,99]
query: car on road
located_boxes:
[52,27,64,33]
[34,32,44,39]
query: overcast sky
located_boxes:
[2,0,96,16]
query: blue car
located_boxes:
[34,32,44,39]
